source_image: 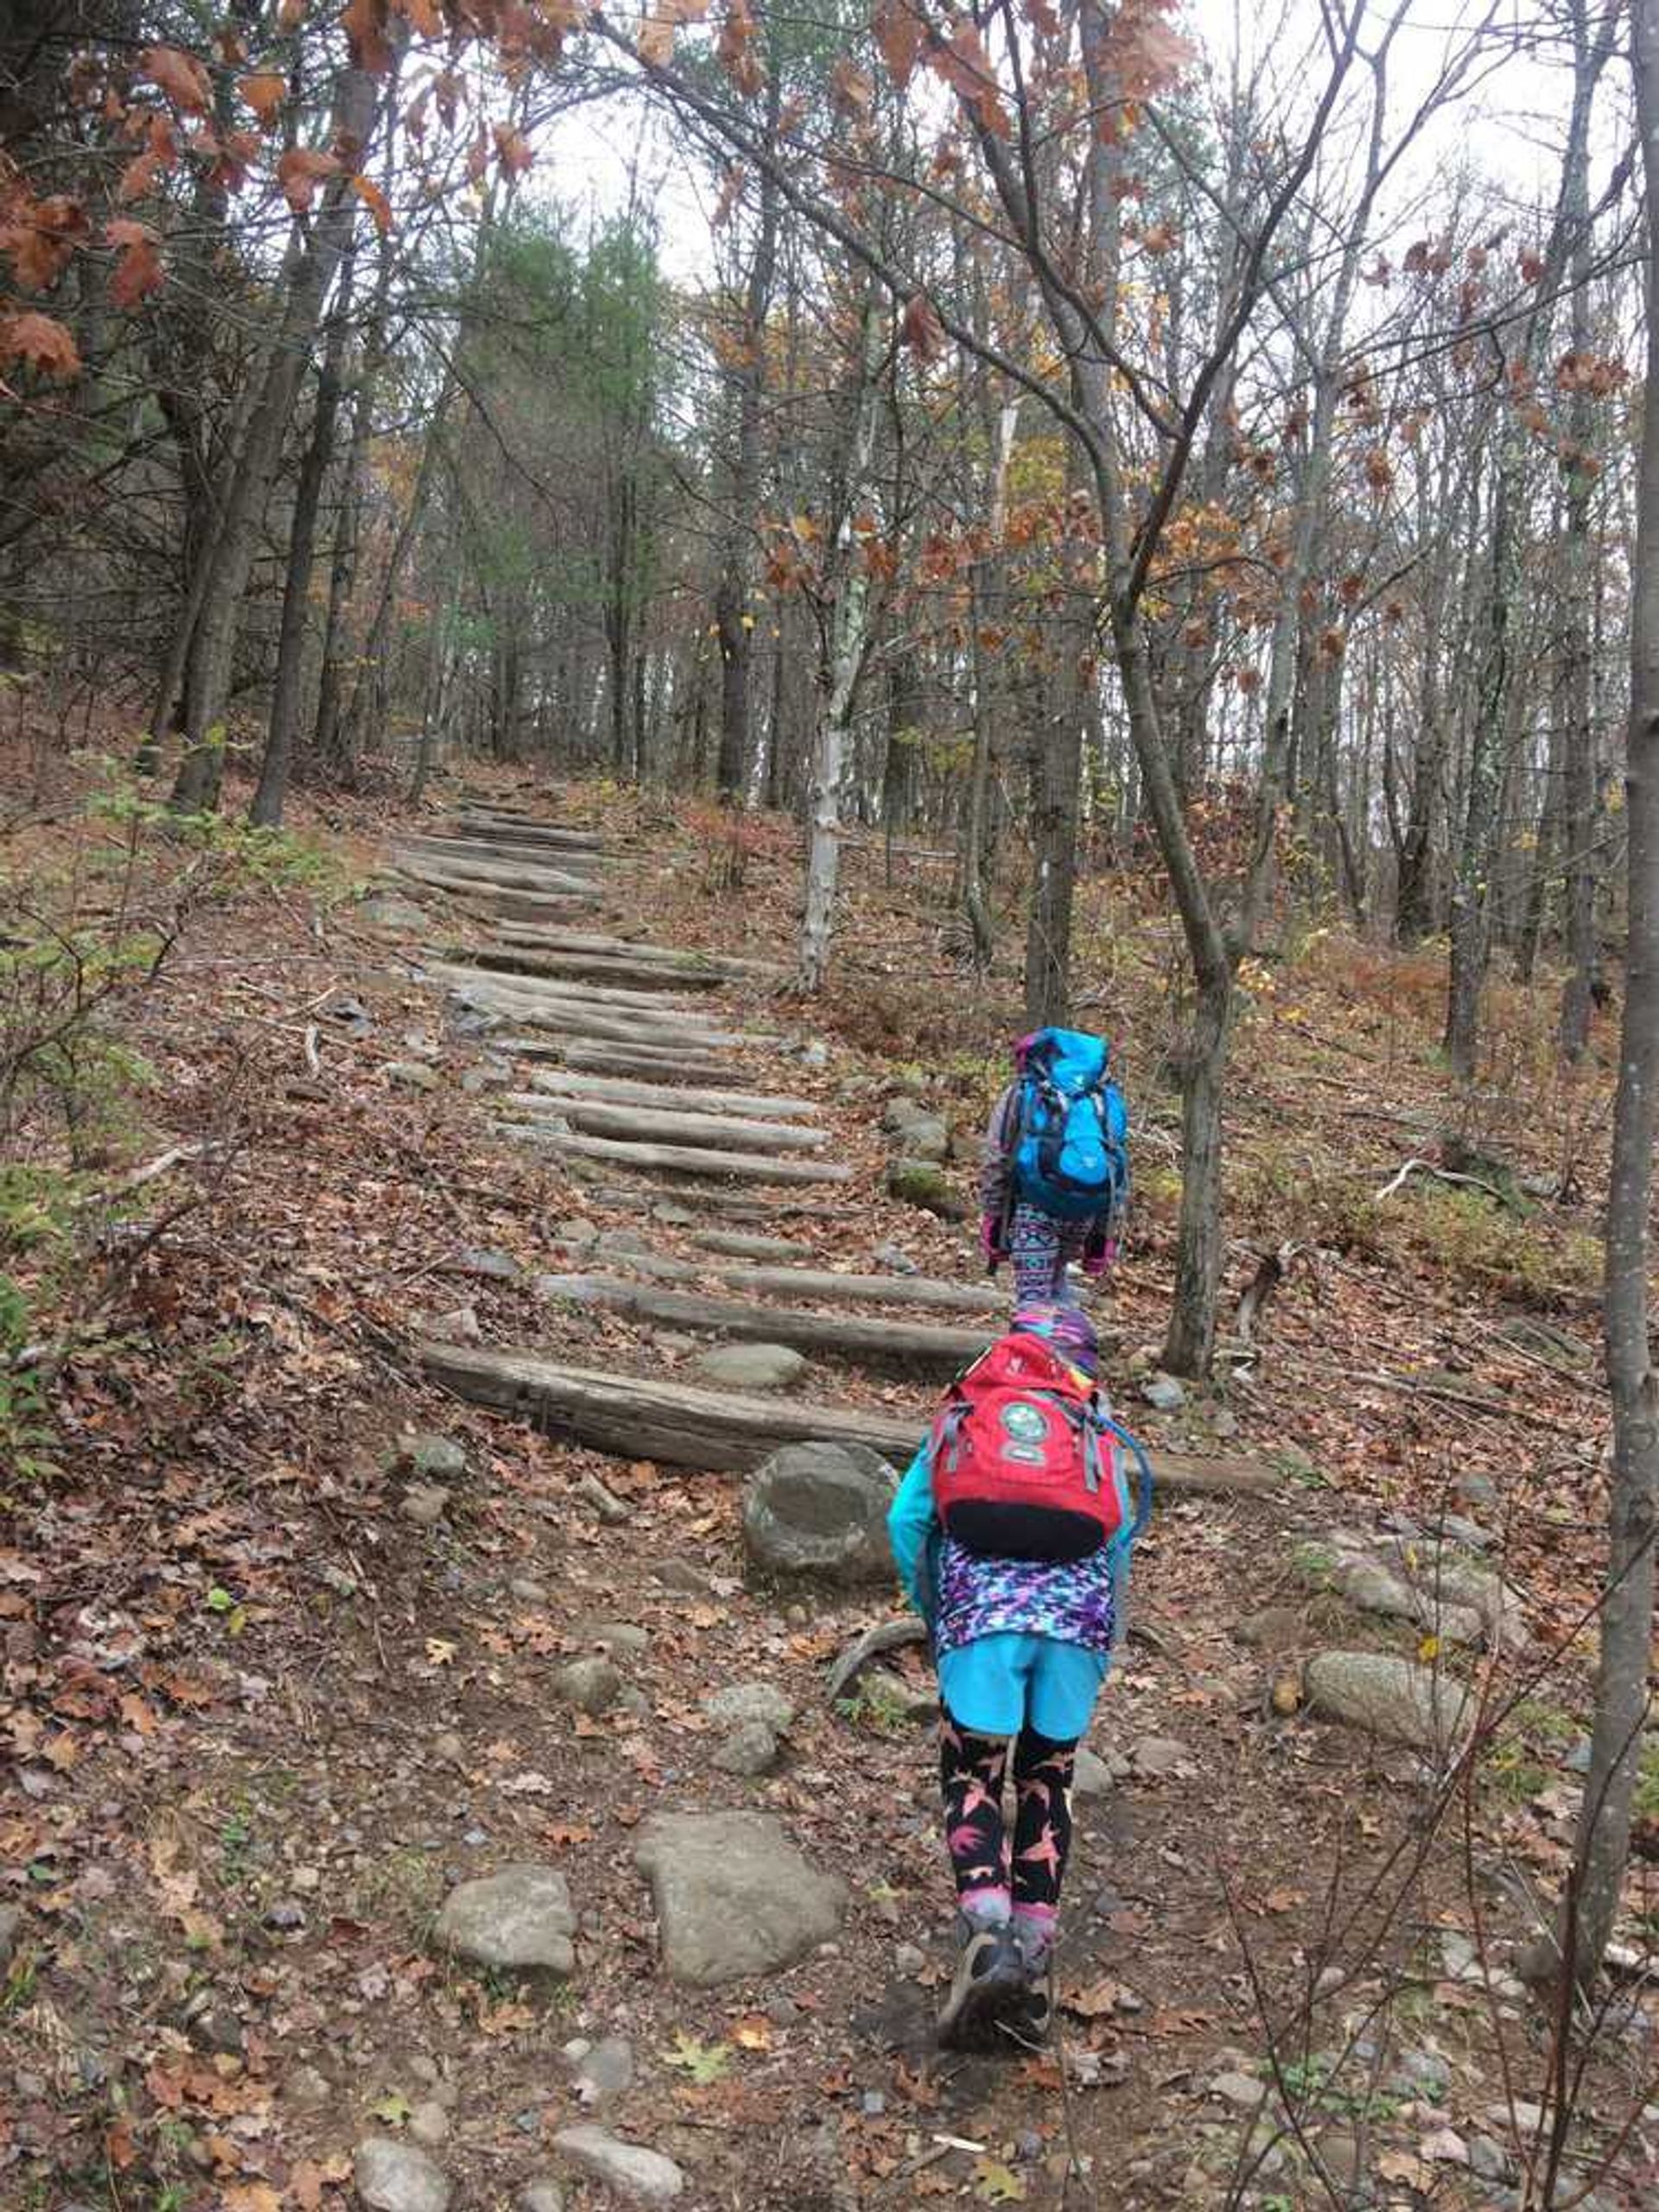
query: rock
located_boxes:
[556,1219,601,1255]
[712,1722,779,1777]
[800,1039,829,1070]
[1455,1470,1498,1509]
[434,1864,575,1978]
[573,2036,634,2106]
[399,1433,467,1481]
[426,1305,482,1345]
[1304,1651,1474,1751]
[595,1228,652,1259]
[554,2125,685,2203]
[283,2063,333,2111]
[353,2138,451,2212]
[894,1942,926,1977]
[766,1993,800,2027]
[691,1343,809,1392]
[1437,1512,1494,1553]
[401,1484,449,1529]
[572,1619,649,1656]
[654,1559,715,1595]
[386,1060,440,1094]
[0,1904,20,1972]
[1336,1559,1486,1647]
[633,1811,848,1986]
[1210,2070,1269,2110]
[857,1667,937,1721]
[1072,1748,1112,1799]
[1485,2100,1547,2134]
[408,2101,450,2146]
[1564,1738,1592,1775]
[519,2186,566,2212]
[511,1578,550,1606]
[1141,1373,1186,1413]
[886,1159,966,1220]
[359,893,432,933]
[1395,2049,1451,2099]
[1421,2126,1471,2166]
[448,1246,522,1282]
[892,1115,950,1161]
[1128,1736,1197,1780]
[705,1681,796,1732]
[742,1441,899,1589]
[575,1471,632,1525]
[872,1242,918,1275]
[1236,1605,1306,1652]
[1313,2131,1361,2190]
[880,1096,925,1135]
[433,1730,465,1766]
[552,1656,623,1716]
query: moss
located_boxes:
[886,1159,967,1220]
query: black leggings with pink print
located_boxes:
[939,1713,1077,1955]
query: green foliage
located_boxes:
[1231,1135,1382,1257]
[0,1274,57,1487]
[836,1679,911,1734]
[1405,1185,1600,1301]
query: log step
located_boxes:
[438,942,734,994]
[501,1093,827,1154]
[533,1271,989,1373]
[489,925,779,980]
[420,1341,1283,1496]
[496,1124,854,1185]
[396,855,603,899]
[526,1068,821,1122]
[410,833,608,871]
[505,1039,737,1087]
[423,956,705,1015]
[525,1243,1007,1316]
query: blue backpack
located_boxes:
[1007,1027,1129,1225]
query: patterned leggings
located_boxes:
[1009,1204,1084,1304]
[940,1717,1077,1945]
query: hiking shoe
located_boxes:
[937,1920,1026,2050]
[1000,1966,1053,2048]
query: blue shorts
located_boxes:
[938,1633,1108,1741]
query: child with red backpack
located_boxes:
[981,1028,1129,1303]
[887,1302,1150,2049]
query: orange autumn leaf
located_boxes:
[639,0,709,66]
[141,44,213,114]
[872,0,925,89]
[350,175,394,235]
[900,290,947,365]
[277,146,342,213]
[238,73,287,126]
[0,309,81,378]
[105,219,164,308]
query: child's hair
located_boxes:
[1011,1030,1039,1069]
[1011,1300,1098,1377]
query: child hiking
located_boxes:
[980,1027,1129,1304]
[887,1302,1151,2050]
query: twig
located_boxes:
[1374,1155,1513,1206]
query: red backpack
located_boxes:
[928,1332,1128,1563]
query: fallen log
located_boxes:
[423,957,706,1017]
[490,924,781,981]
[505,1039,736,1087]
[496,1123,853,1185]
[435,942,734,994]
[501,1092,828,1154]
[532,1270,989,1371]
[526,1068,821,1121]
[688,1230,809,1260]
[395,853,602,899]
[420,1343,1283,1497]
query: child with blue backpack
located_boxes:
[887,1301,1150,2050]
[980,1029,1129,1302]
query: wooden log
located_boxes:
[490,924,781,981]
[423,961,716,1022]
[419,1342,1283,1496]
[453,814,607,849]
[395,853,602,899]
[715,1263,1005,1316]
[435,942,733,994]
[526,1068,821,1121]
[534,1271,988,1371]
[456,992,761,1051]
[501,1093,828,1154]
[505,1038,736,1086]
[413,832,607,869]
[496,1123,853,1184]
[689,1229,809,1260]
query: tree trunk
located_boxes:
[964,396,1018,970]
[799,286,881,994]
[1567,0,1659,1993]
[170,60,385,812]
[250,258,354,828]
[713,78,782,801]
[1024,569,1088,1027]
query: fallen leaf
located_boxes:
[971,2156,1027,2203]
[660,2031,731,2084]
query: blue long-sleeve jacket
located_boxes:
[887,1446,938,1620]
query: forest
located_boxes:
[3,0,1659,2207]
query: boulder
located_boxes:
[1304,1651,1475,1752]
[397,1433,467,1481]
[704,1681,797,1733]
[353,2139,451,2212]
[359,891,433,933]
[741,1441,899,1589]
[400,1484,448,1529]
[886,1159,967,1220]
[386,1060,440,1094]
[1336,1559,1486,1648]
[633,1811,847,1986]
[519,2187,566,2212]
[433,1864,575,1977]
[889,1114,950,1162]
[691,1343,809,1392]
[553,2126,684,2204]
[712,1722,779,1776]
[551,1656,624,1716]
